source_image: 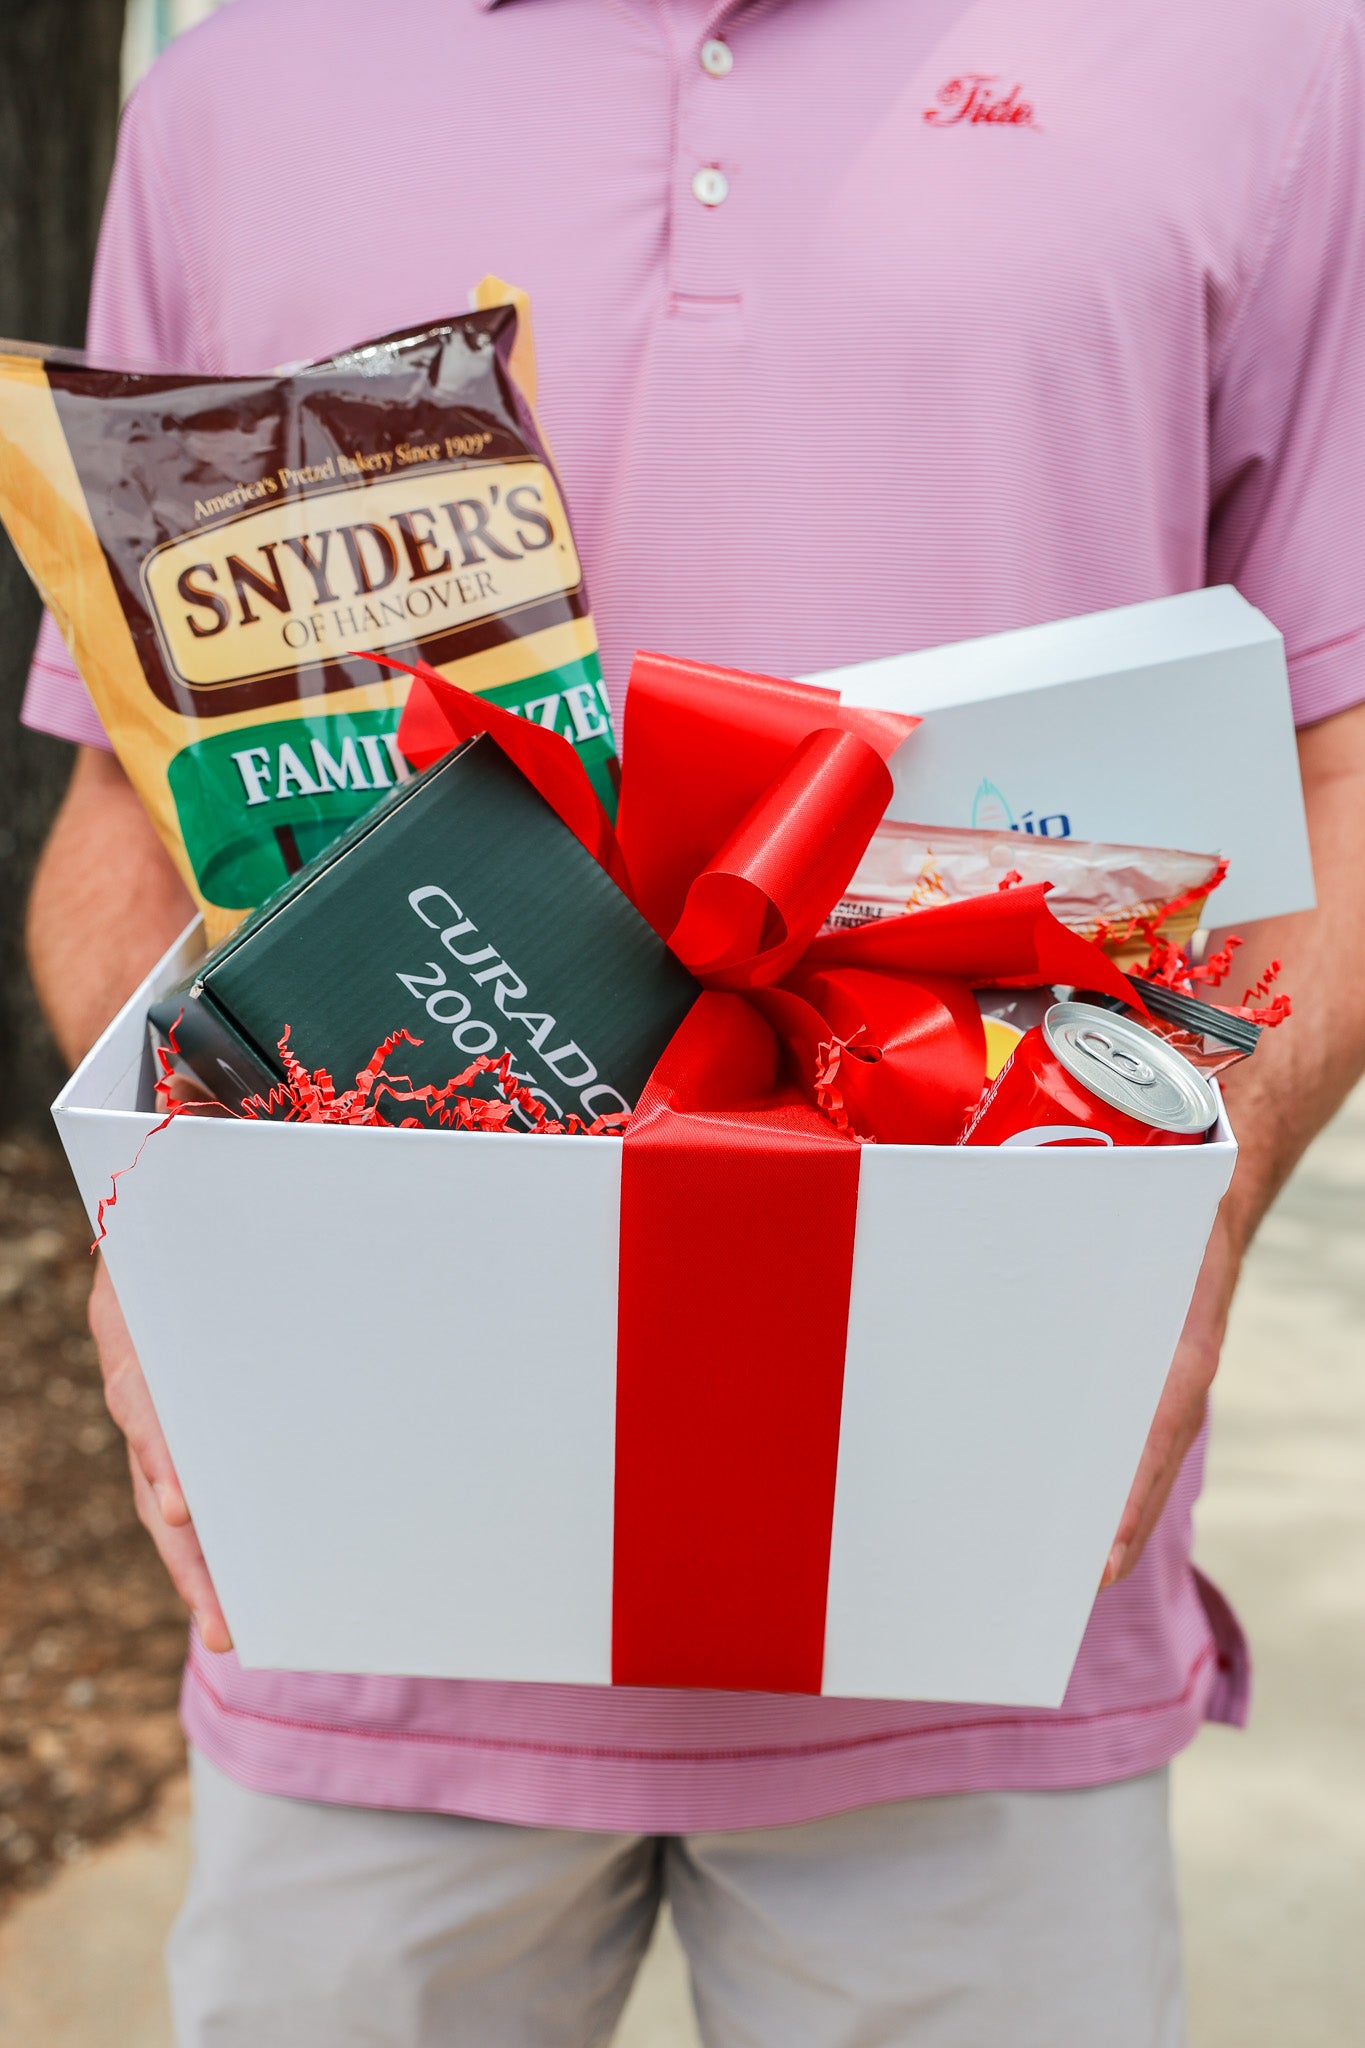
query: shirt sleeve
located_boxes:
[1208,1,1365,728]
[19,75,211,748]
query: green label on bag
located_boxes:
[489,653,618,813]
[167,657,619,910]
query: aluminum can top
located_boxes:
[1043,1001,1219,1136]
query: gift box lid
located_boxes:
[808,586,1313,928]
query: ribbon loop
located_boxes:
[616,651,919,939]
[669,727,898,987]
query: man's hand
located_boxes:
[90,1260,232,1651]
[1102,1215,1241,1586]
[1104,696,1365,1586]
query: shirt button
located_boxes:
[691,166,730,208]
[700,38,734,77]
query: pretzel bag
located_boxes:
[0,283,614,943]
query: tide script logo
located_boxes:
[924,75,1040,129]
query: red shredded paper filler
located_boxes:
[93,1021,625,1248]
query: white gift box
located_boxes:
[57,923,1235,1709]
[812,586,1313,929]
[55,589,1309,1706]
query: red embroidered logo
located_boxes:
[924,75,1040,129]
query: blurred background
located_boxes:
[0,3,1361,2042]
[0,7,232,2003]
[0,0,232,1129]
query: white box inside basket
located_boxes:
[810,585,1313,929]
[55,924,1236,1708]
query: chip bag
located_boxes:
[0,280,616,942]
[829,821,1225,971]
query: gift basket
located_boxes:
[2,310,1306,1707]
[52,641,1297,1705]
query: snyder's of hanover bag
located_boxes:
[0,280,616,944]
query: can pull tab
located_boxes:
[1075,1026,1157,1088]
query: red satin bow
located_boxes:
[384,647,1134,1144]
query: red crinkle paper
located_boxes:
[1136,931,1292,1029]
[812,1036,858,1139]
[1086,854,1292,1031]
[812,1031,889,1141]
[992,850,1290,1027]
[93,1020,627,1247]
[240,1026,631,1136]
[92,1026,190,1246]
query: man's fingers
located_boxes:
[128,1453,232,1652]
[155,1479,192,1528]
[1105,1404,1182,1571]
[1099,1224,1239,1591]
[1100,1394,1208,1587]
[105,1367,186,1512]
[1126,1402,1208,1557]
[1106,1424,1180,1573]
[92,1264,231,1652]
[89,1262,187,1512]
[104,1358,183,1499]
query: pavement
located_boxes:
[0,1085,1361,2046]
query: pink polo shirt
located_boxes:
[25,0,1365,1832]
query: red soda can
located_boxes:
[959,1001,1219,1148]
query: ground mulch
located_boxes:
[0,1133,186,1917]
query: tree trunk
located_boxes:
[0,0,125,1127]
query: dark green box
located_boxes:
[150,737,698,1126]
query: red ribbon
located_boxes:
[383,649,1137,1691]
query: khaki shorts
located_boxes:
[169,1748,1182,2047]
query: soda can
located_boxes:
[959,1001,1220,1148]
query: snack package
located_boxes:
[975,962,1267,1087]
[0,280,615,943]
[974,987,1052,1079]
[1109,978,1262,1079]
[830,821,1224,970]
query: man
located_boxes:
[22,1,1365,2041]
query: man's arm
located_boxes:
[28,747,196,1065]
[1105,696,1365,1584]
[28,746,232,1650]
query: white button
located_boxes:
[691,166,729,207]
[700,38,733,77]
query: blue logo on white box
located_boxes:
[971,778,1071,839]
